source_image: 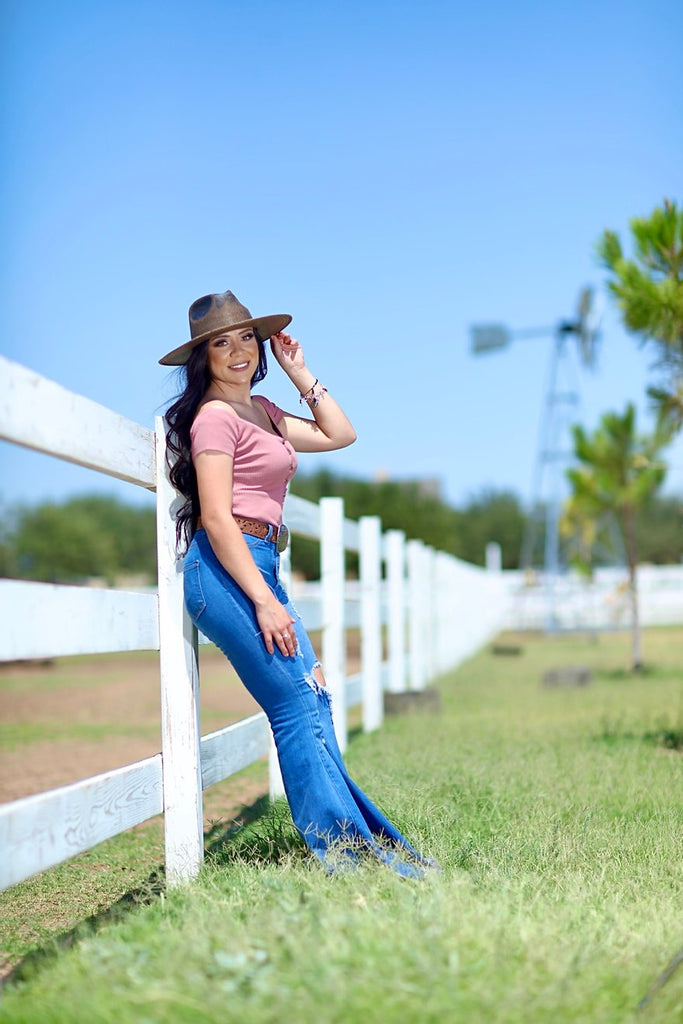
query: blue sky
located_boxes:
[2,0,682,513]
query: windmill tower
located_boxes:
[471,286,603,630]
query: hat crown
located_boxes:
[159,289,292,365]
[188,290,253,340]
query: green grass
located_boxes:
[0,721,160,750]
[0,651,161,694]
[1,628,682,1022]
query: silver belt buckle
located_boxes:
[276,524,290,553]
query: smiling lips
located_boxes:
[229,361,250,371]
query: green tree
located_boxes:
[457,489,526,569]
[13,504,119,583]
[635,493,683,564]
[63,496,156,577]
[563,404,670,670]
[0,504,18,578]
[597,198,683,429]
[7,495,157,584]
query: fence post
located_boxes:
[155,418,203,885]
[321,496,347,751]
[486,541,502,573]
[360,515,383,732]
[407,539,427,690]
[386,529,406,693]
[433,551,451,675]
[424,546,437,684]
[446,553,461,672]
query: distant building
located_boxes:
[415,478,443,500]
[373,469,443,501]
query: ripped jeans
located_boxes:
[183,527,431,877]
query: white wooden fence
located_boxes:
[0,354,508,891]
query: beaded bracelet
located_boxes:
[299,379,328,408]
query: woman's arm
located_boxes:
[194,450,297,657]
[269,332,357,453]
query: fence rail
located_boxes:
[0,353,509,890]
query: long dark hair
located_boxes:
[165,335,268,550]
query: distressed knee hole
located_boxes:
[302,660,327,695]
[313,664,326,689]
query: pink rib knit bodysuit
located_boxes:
[190,396,297,527]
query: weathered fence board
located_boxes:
[0,354,155,488]
[200,713,271,791]
[0,756,163,891]
[282,493,320,538]
[345,672,364,709]
[0,580,159,661]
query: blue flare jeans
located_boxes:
[183,527,431,877]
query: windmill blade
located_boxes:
[576,286,604,368]
[470,324,511,354]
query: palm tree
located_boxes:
[598,199,683,433]
[564,404,670,671]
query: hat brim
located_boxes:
[158,313,293,366]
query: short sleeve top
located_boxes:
[190,396,298,526]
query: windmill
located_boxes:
[470,286,603,630]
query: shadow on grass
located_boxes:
[643,727,683,750]
[3,792,280,990]
[204,796,306,867]
[595,664,657,681]
[596,715,683,751]
[2,866,166,989]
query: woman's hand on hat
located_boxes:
[254,592,298,657]
[270,331,305,375]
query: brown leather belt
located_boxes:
[195,514,289,551]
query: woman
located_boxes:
[161,289,433,878]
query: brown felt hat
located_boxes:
[159,290,292,366]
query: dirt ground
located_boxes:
[0,634,360,808]
[0,648,264,805]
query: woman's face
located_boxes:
[207,327,260,387]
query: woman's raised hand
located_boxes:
[254,592,298,657]
[270,332,306,375]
